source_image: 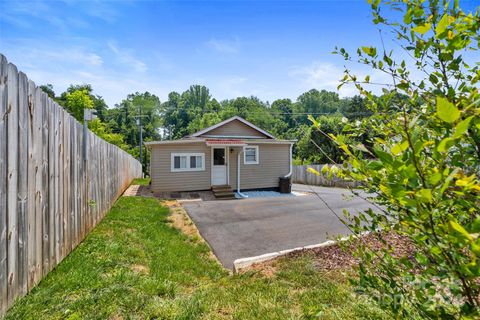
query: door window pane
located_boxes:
[214,148,225,165]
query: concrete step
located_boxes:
[212,185,232,191]
[216,196,236,200]
[214,191,235,197]
[211,185,236,200]
[215,194,236,200]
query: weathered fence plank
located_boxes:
[42,91,50,276]
[17,72,29,297]
[291,164,360,188]
[0,53,142,316]
[0,52,8,315]
[26,79,37,290]
[6,62,19,306]
[33,85,43,285]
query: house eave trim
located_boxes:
[190,116,276,139]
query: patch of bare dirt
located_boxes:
[109,313,124,320]
[165,201,199,238]
[241,260,278,278]
[163,200,219,263]
[130,264,149,275]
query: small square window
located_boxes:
[244,146,259,164]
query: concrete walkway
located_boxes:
[182,184,376,269]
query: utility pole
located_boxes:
[135,106,149,174]
[136,117,143,162]
[135,105,144,164]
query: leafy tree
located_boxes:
[187,112,222,134]
[315,0,480,318]
[271,98,295,127]
[40,84,56,99]
[162,91,183,138]
[294,89,341,124]
[57,84,109,121]
[88,118,128,150]
[296,116,346,164]
[65,89,93,122]
[108,92,162,171]
[339,95,373,119]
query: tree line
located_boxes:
[41,83,378,172]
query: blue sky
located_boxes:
[0,0,478,107]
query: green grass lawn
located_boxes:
[5,197,387,320]
[131,177,151,186]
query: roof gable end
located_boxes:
[190,116,275,139]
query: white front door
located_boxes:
[212,147,227,185]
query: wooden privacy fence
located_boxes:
[0,54,142,315]
[292,164,360,188]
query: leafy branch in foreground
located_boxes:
[318,0,479,318]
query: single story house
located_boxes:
[145,116,295,196]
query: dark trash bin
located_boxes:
[279,176,292,193]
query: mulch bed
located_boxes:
[303,231,416,271]
[245,231,416,275]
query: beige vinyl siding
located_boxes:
[229,144,290,190]
[200,119,269,138]
[150,143,211,192]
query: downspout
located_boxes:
[236,148,248,198]
[284,143,293,178]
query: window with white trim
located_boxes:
[244,146,259,164]
[171,153,205,172]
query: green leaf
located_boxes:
[437,137,455,152]
[412,23,431,34]
[440,168,459,195]
[471,216,480,233]
[391,141,409,155]
[374,149,393,164]
[453,116,473,138]
[449,221,473,241]
[427,172,442,186]
[361,46,376,57]
[436,96,460,123]
[354,143,370,153]
[415,252,428,265]
[416,189,432,203]
[366,160,382,170]
[435,14,449,36]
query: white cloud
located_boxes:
[289,61,393,97]
[8,45,103,69]
[206,37,240,54]
[214,76,248,97]
[0,0,90,33]
[107,41,147,73]
[1,38,161,107]
[289,62,342,90]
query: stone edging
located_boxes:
[233,239,338,273]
